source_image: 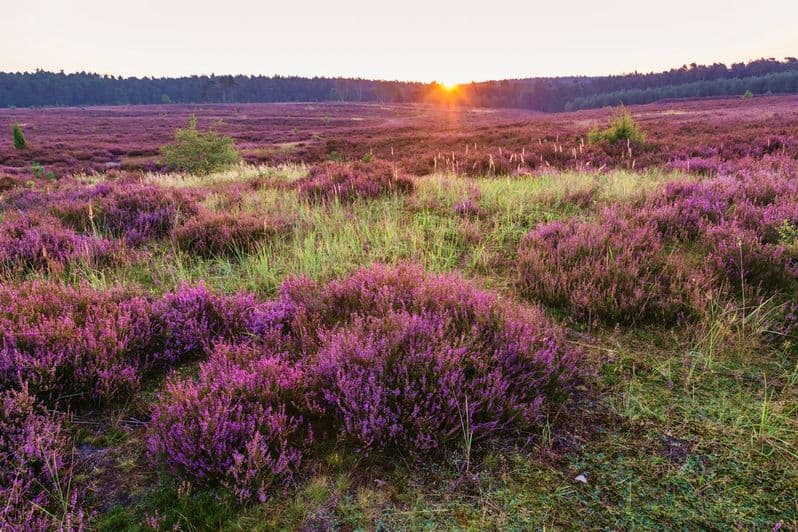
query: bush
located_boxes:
[518,215,707,324]
[12,123,26,150]
[0,387,85,529]
[148,347,312,502]
[286,265,578,452]
[172,210,289,258]
[150,283,258,366]
[0,282,154,406]
[704,222,797,293]
[50,181,201,246]
[0,212,118,274]
[588,107,645,145]
[161,115,240,175]
[297,160,414,203]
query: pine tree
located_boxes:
[12,123,27,149]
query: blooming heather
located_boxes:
[148,345,312,502]
[518,216,707,324]
[171,210,289,258]
[0,387,85,530]
[0,212,117,274]
[297,160,413,203]
[0,282,153,406]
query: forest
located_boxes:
[2,57,797,111]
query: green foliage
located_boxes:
[160,114,239,175]
[12,123,27,149]
[588,107,646,144]
[160,93,172,104]
[742,89,754,99]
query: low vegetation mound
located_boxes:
[297,160,414,203]
[172,210,290,258]
[0,212,117,274]
[149,264,580,500]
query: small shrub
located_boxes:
[297,160,414,203]
[148,264,580,496]
[12,123,27,150]
[295,264,580,455]
[148,346,312,502]
[518,215,707,324]
[161,115,240,175]
[704,223,797,293]
[0,212,118,274]
[50,182,201,245]
[0,282,154,406]
[172,210,289,258]
[150,283,258,366]
[0,387,85,529]
[588,107,645,145]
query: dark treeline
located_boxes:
[2,57,797,111]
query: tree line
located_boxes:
[1,57,796,111]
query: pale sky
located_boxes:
[3,0,797,83]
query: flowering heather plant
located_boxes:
[0,387,85,530]
[50,181,200,246]
[518,216,707,324]
[148,265,579,493]
[0,211,117,274]
[291,264,579,454]
[172,210,289,258]
[703,223,797,293]
[297,160,413,203]
[150,283,259,366]
[148,345,312,502]
[0,282,154,406]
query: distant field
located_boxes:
[2,95,797,177]
[1,97,796,530]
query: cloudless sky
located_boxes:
[3,0,797,83]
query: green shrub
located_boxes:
[12,123,26,150]
[742,89,754,99]
[588,106,645,144]
[160,114,239,175]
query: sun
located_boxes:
[440,81,459,92]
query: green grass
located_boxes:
[9,164,793,530]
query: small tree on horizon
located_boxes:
[12,123,27,149]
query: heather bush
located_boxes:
[297,160,413,203]
[148,265,579,496]
[150,283,259,366]
[704,223,797,292]
[292,264,580,454]
[50,181,200,245]
[161,114,240,175]
[0,282,154,405]
[0,387,85,529]
[0,211,117,274]
[518,216,707,324]
[148,346,312,502]
[172,210,289,258]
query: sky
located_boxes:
[3,0,797,83]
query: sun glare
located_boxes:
[440,81,459,91]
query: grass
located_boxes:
[7,164,794,529]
